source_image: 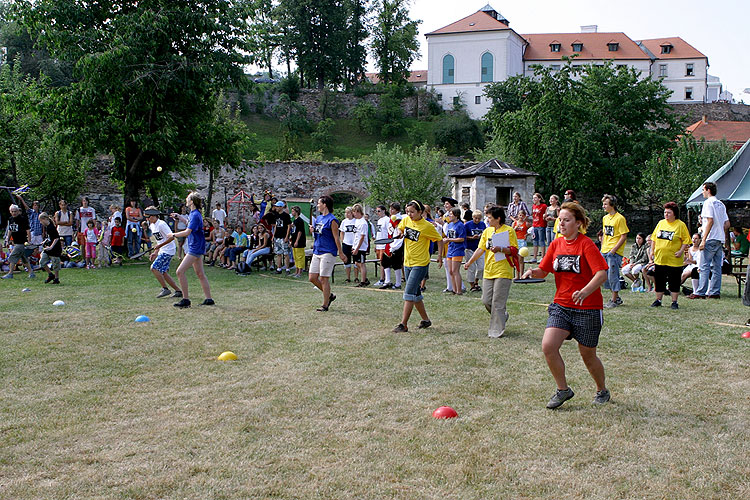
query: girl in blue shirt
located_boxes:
[309,195,347,311]
[443,207,467,294]
[160,192,214,308]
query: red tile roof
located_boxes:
[522,32,650,61]
[426,10,510,36]
[638,37,707,60]
[686,120,750,144]
[365,70,427,85]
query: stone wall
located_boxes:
[671,102,750,125]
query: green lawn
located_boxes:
[1,262,748,499]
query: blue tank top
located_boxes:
[313,213,338,256]
[187,209,206,255]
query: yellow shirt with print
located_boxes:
[478,224,518,279]
[398,216,442,267]
[553,217,585,239]
[651,219,691,267]
[601,212,629,256]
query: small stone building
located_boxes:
[449,158,538,211]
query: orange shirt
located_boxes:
[539,235,608,310]
[513,219,530,241]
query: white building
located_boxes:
[425,6,718,118]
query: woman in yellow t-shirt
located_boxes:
[649,202,691,309]
[464,205,518,338]
[392,200,443,333]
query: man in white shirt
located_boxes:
[352,204,370,287]
[145,207,183,299]
[212,202,227,228]
[339,207,358,282]
[692,182,729,299]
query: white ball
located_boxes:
[157,166,162,172]
[53,300,65,306]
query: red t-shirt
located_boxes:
[513,219,530,241]
[539,235,608,310]
[532,203,548,227]
[111,226,126,246]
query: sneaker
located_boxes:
[2,273,13,279]
[688,294,705,299]
[172,290,183,298]
[417,319,432,329]
[392,323,408,333]
[746,318,750,327]
[670,301,679,310]
[344,279,351,283]
[650,299,662,307]
[681,286,692,296]
[546,387,575,409]
[442,288,452,293]
[707,294,721,299]
[51,279,60,284]
[604,300,618,309]
[200,298,215,306]
[392,284,401,289]
[357,280,370,287]
[28,272,35,279]
[633,278,642,288]
[379,283,393,290]
[275,269,282,274]
[329,293,336,306]
[174,298,191,308]
[373,280,384,287]
[45,273,55,283]
[614,296,623,306]
[593,389,611,405]
[156,288,171,298]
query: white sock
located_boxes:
[395,269,402,286]
[384,268,392,284]
[692,278,699,290]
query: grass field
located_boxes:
[1,262,749,499]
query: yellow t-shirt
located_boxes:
[398,216,442,267]
[651,219,691,267]
[601,212,629,256]
[553,217,585,238]
[478,225,518,279]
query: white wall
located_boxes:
[524,59,652,78]
[652,58,708,102]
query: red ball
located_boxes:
[742,331,750,339]
[432,406,458,419]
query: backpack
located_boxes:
[235,261,251,275]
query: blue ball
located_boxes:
[134,315,150,323]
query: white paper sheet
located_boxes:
[491,231,510,262]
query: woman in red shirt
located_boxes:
[523,202,610,409]
[531,192,548,263]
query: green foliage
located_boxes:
[480,62,683,203]
[277,74,300,101]
[351,101,379,135]
[245,0,281,79]
[378,90,404,137]
[641,135,736,208]
[433,112,485,156]
[274,93,311,137]
[371,0,421,85]
[311,118,336,151]
[361,143,449,206]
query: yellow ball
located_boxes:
[131,226,137,232]
[390,215,397,221]
[519,246,530,258]
[157,166,162,172]
[217,351,237,361]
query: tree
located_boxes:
[19,0,251,207]
[342,0,370,90]
[481,62,683,203]
[370,0,420,85]
[245,0,281,79]
[361,143,449,206]
[433,112,485,156]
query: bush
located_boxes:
[433,112,485,156]
[351,101,378,135]
[273,93,311,137]
[311,118,335,151]
[277,74,300,101]
[378,91,404,137]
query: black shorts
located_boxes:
[351,251,366,264]
[381,247,404,270]
[546,303,603,348]
[342,243,353,261]
[654,264,681,294]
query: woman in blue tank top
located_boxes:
[309,195,347,311]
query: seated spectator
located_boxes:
[226,227,248,270]
[681,233,702,292]
[245,225,272,269]
[209,223,232,265]
[219,233,236,268]
[642,235,656,292]
[622,232,649,289]
[730,227,750,256]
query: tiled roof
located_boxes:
[686,120,750,144]
[365,70,427,85]
[522,32,650,61]
[449,158,538,178]
[426,10,510,36]
[637,37,707,60]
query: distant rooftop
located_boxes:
[449,158,538,178]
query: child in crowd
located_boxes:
[464,205,517,338]
[622,232,649,289]
[291,206,306,278]
[512,209,530,277]
[463,209,486,292]
[681,233,702,292]
[38,212,62,284]
[642,235,656,292]
[522,202,610,409]
[245,225,271,269]
[83,219,99,268]
[531,192,548,263]
[110,217,127,265]
[144,207,182,299]
[443,207,466,295]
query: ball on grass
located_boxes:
[519,246,530,258]
[134,315,150,323]
[53,300,65,306]
[432,406,458,419]
[218,351,238,361]
[742,331,750,339]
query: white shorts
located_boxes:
[622,262,645,275]
[310,253,336,277]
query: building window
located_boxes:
[572,43,583,52]
[685,87,693,100]
[659,64,667,77]
[608,43,619,51]
[661,44,672,54]
[461,187,471,203]
[481,52,493,83]
[496,186,512,207]
[475,96,481,105]
[453,96,460,107]
[437,93,442,101]
[442,54,454,84]
[550,43,561,52]
[686,63,694,76]
[550,64,561,71]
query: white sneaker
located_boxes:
[373,280,384,287]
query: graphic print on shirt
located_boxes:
[9,221,19,232]
[404,227,421,242]
[446,229,456,239]
[657,230,675,241]
[315,222,324,234]
[153,231,164,242]
[345,224,356,232]
[553,254,581,273]
[603,225,614,237]
[471,229,483,236]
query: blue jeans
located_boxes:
[533,227,546,246]
[696,239,724,296]
[602,252,622,292]
[245,247,270,266]
[545,227,555,245]
[403,265,429,302]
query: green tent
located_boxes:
[686,138,750,207]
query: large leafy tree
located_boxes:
[18,0,251,207]
[343,0,370,90]
[370,0,420,85]
[482,62,683,203]
[245,0,281,79]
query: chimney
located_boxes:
[580,25,598,33]
[702,115,707,124]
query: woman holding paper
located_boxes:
[464,205,518,338]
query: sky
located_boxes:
[405,0,750,100]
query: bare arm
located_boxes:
[611,233,628,255]
[571,269,608,305]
